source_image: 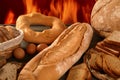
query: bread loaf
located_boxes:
[18,22,93,80]
[91,0,120,37]
[66,63,92,80]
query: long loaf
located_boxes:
[18,22,93,80]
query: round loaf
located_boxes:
[16,13,66,44]
[91,0,120,37]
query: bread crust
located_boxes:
[91,0,120,37]
[16,13,66,44]
[66,63,92,80]
[18,22,93,80]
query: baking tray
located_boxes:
[1,25,102,80]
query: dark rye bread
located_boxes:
[104,31,120,46]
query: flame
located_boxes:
[22,0,78,24]
[23,0,40,14]
[4,10,15,24]
[49,0,78,24]
[3,0,96,24]
[81,3,92,23]
[62,0,78,24]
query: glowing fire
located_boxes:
[4,0,96,24]
[4,10,15,24]
[49,0,78,24]
[23,0,40,14]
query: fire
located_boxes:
[22,0,78,24]
[23,0,40,14]
[62,0,78,24]
[4,10,15,24]
[4,0,96,24]
[49,0,78,24]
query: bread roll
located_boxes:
[16,13,66,44]
[18,22,93,80]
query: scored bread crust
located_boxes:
[18,22,93,80]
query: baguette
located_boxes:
[18,22,93,80]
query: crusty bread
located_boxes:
[86,48,120,79]
[91,0,120,37]
[16,13,66,44]
[6,26,20,38]
[0,26,24,59]
[0,26,20,43]
[103,41,120,52]
[18,22,93,80]
[0,27,8,42]
[96,41,120,56]
[94,31,120,56]
[85,30,120,79]
[0,26,13,40]
[66,63,92,80]
[104,31,120,46]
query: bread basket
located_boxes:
[0,26,24,59]
[84,49,120,80]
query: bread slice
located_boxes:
[5,26,20,38]
[0,62,22,80]
[0,26,12,40]
[96,42,120,56]
[86,48,120,79]
[103,41,120,51]
[104,31,120,46]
